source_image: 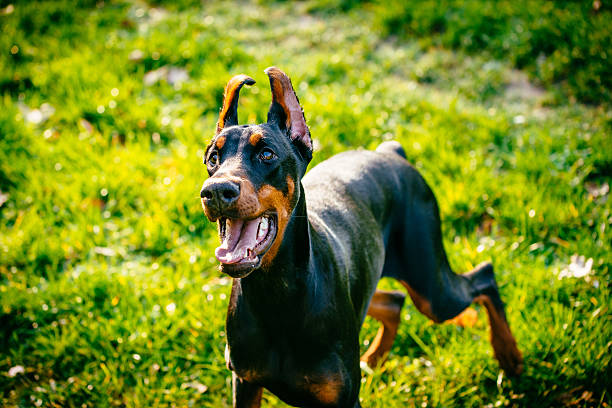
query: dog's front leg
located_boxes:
[232,372,263,408]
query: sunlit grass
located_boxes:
[1,1,610,407]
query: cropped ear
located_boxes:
[265,67,312,157]
[216,74,255,134]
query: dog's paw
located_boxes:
[491,328,524,376]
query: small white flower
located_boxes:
[558,254,593,279]
[8,365,25,377]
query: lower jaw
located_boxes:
[220,256,262,278]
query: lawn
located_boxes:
[1,1,610,407]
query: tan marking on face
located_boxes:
[257,184,291,267]
[215,136,226,149]
[235,178,260,217]
[257,177,295,266]
[249,132,263,146]
[286,175,295,199]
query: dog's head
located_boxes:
[200,67,312,278]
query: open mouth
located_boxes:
[214,214,277,275]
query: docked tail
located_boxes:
[376,141,407,159]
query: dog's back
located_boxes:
[303,144,425,322]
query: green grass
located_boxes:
[1,1,610,407]
[310,0,612,106]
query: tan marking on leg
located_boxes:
[475,294,524,376]
[399,281,441,323]
[361,290,404,368]
[215,136,226,149]
[447,307,478,328]
[249,132,263,146]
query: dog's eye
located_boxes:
[208,152,219,166]
[259,148,276,162]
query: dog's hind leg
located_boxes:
[384,180,523,375]
[360,290,406,368]
[466,263,524,375]
[400,262,523,376]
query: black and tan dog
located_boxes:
[200,67,523,407]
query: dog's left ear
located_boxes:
[265,67,312,162]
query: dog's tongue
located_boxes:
[215,218,262,264]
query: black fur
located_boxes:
[201,72,522,408]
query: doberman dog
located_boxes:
[200,67,523,407]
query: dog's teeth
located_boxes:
[257,217,268,240]
[219,218,225,238]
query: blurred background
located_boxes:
[0,1,610,406]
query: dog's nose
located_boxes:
[200,180,241,209]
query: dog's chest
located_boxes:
[225,340,274,384]
[226,340,348,406]
[226,331,319,381]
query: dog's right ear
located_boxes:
[216,74,255,134]
[265,67,312,162]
